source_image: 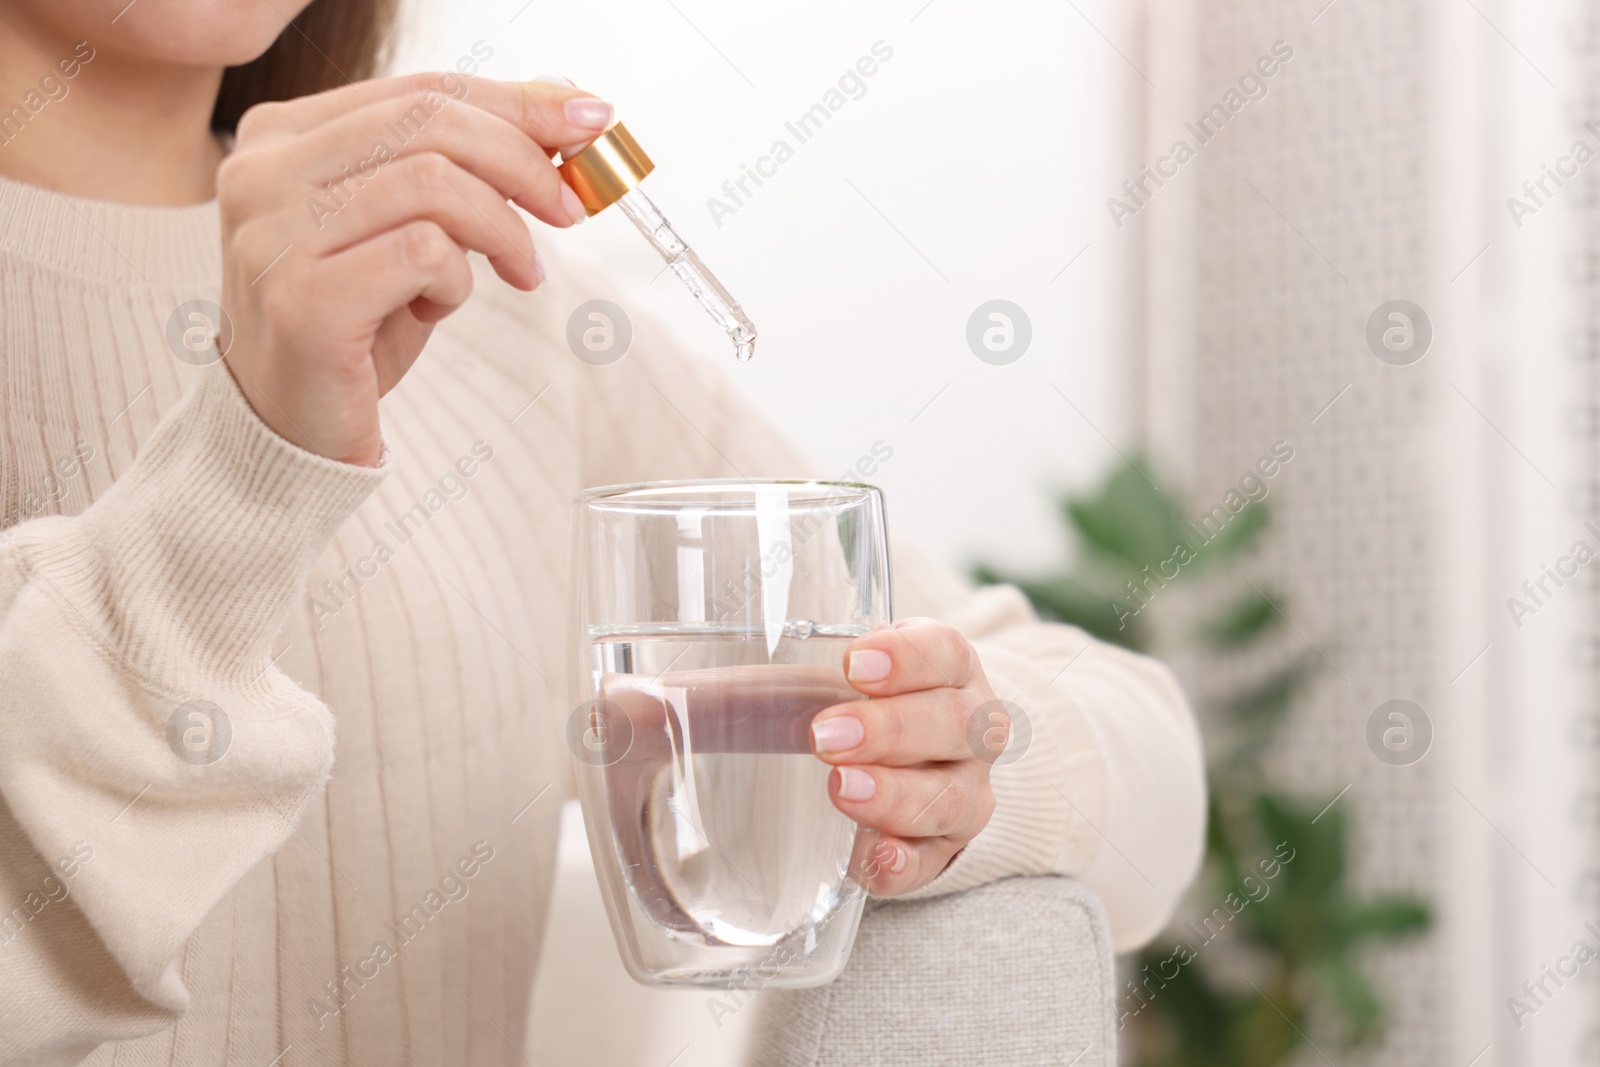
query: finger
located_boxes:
[235,74,458,143]
[844,618,979,697]
[303,152,540,289]
[851,832,960,897]
[291,93,584,229]
[534,74,604,160]
[369,311,437,395]
[322,220,475,328]
[828,762,991,840]
[437,76,616,146]
[810,689,973,766]
[237,71,612,146]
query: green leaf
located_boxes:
[836,512,860,580]
[1128,947,1238,1066]
[1189,501,1270,566]
[1198,588,1283,649]
[971,453,1430,1067]
[1215,657,1317,736]
[1063,457,1189,573]
[971,567,1147,651]
[1337,897,1431,942]
[1234,977,1305,1067]
[1256,792,1345,898]
[1313,956,1384,1042]
[1205,795,1247,896]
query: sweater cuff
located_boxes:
[14,361,386,687]
[899,641,1106,900]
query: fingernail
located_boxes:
[560,184,588,226]
[531,246,546,286]
[812,715,864,754]
[848,649,891,683]
[835,766,877,802]
[534,74,576,86]
[564,97,614,128]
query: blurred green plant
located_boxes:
[974,456,1430,1067]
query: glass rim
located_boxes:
[573,478,882,510]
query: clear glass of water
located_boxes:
[568,479,891,988]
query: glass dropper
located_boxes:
[557,123,757,363]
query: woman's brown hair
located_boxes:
[211,0,401,133]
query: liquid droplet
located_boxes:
[789,619,814,639]
[734,338,756,362]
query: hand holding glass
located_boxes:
[568,480,890,988]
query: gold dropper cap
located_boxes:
[557,122,655,217]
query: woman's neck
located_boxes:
[0,11,226,205]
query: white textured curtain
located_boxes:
[1139,0,1599,1065]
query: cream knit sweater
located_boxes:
[0,172,1205,1067]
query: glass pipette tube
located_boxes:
[613,187,757,362]
[557,121,757,362]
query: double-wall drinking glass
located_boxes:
[568,480,891,988]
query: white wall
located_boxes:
[393,0,1142,575]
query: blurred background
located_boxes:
[391,1,1584,1064]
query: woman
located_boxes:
[0,1,1205,1063]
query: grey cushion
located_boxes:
[747,876,1115,1067]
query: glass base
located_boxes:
[623,946,856,991]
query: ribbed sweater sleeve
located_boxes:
[886,544,1206,952]
[0,363,384,1064]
